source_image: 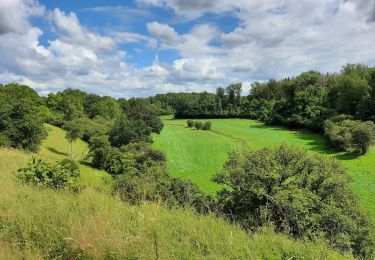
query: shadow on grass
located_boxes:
[335,152,362,161]
[46,147,68,156]
[249,123,336,155]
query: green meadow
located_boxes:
[153,117,375,222]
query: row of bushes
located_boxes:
[187,120,212,130]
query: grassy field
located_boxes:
[0,124,348,258]
[39,124,112,190]
[152,117,375,222]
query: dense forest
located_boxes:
[1,64,375,258]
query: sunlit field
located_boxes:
[153,117,375,222]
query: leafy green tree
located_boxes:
[109,115,152,147]
[121,98,164,134]
[213,145,374,258]
[215,87,225,110]
[63,120,83,159]
[84,95,121,120]
[0,84,46,151]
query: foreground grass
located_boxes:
[0,129,349,258]
[153,117,375,222]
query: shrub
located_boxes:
[0,133,11,148]
[213,145,374,258]
[187,119,194,128]
[202,121,212,130]
[194,121,203,130]
[324,115,375,154]
[351,122,375,154]
[16,158,82,192]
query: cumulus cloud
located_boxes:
[50,9,116,51]
[147,21,184,46]
[1,0,375,97]
[0,0,44,34]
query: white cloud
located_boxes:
[0,0,44,34]
[147,21,184,46]
[112,31,157,48]
[50,9,116,51]
[1,0,375,98]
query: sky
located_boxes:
[0,0,374,98]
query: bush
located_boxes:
[0,133,11,148]
[351,122,375,154]
[324,115,375,154]
[213,145,374,258]
[187,119,194,128]
[194,121,203,130]
[16,158,82,192]
[202,121,212,130]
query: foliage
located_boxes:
[0,133,11,148]
[186,119,194,128]
[194,121,203,130]
[16,158,81,192]
[213,145,374,258]
[202,121,212,130]
[351,122,375,154]
[324,115,375,154]
[109,115,152,147]
[0,84,46,151]
[120,98,164,134]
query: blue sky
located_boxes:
[0,0,374,97]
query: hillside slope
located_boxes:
[0,125,350,258]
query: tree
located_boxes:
[109,115,152,147]
[121,98,164,134]
[63,120,83,159]
[213,145,374,258]
[226,83,242,106]
[0,84,46,151]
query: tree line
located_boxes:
[150,64,375,154]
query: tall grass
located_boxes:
[0,147,350,259]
